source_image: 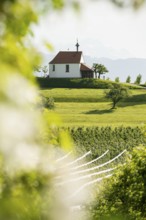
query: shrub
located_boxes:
[37,77,143,89]
[37,78,114,89]
[90,146,146,220]
[41,96,55,109]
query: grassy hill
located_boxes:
[40,88,146,127]
[40,87,146,161]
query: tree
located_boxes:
[106,84,129,109]
[42,65,48,77]
[34,65,48,77]
[110,0,145,9]
[34,65,41,72]
[91,146,146,220]
[40,96,55,109]
[126,75,131,83]
[93,63,108,79]
[115,77,120,83]
[134,74,142,85]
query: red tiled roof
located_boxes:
[80,63,93,72]
[49,51,82,64]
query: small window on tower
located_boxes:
[66,65,69,72]
[53,65,55,71]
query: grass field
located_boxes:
[40,88,146,127]
[40,88,146,102]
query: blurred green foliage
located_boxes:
[90,145,146,220]
[0,1,78,219]
[111,0,145,9]
[39,96,55,109]
[0,168,53,220]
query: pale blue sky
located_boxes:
[32,0,146,59]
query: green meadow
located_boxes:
[40,88,146,127]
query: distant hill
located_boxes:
[84,56,146,83]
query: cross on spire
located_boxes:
[75,40,80,52]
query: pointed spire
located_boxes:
[75,39,80,52]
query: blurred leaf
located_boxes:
[59,130,73,152]
[44,41,54,52]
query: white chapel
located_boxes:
[49,42,94,78]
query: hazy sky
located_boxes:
[32,0,146,59]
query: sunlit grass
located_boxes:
[53,102,146,127]
[40,88,107,102]
[41,88,146,127]
[40,88,146,102]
